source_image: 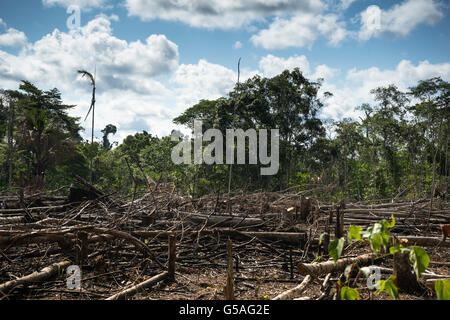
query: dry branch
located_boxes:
[272,275,311,300]
[105,272,168,300]
[0,261,70,296]
[297,253,379,277]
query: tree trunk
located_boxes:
[393,252,425,294]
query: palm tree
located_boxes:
[78,69,96,183]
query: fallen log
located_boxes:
[105,271,168,300]
[297,253,379,277]
[395,236,449,247]
[188,214,264,228]
[131,229,307,246]
[0,216,24,224]
[0,261,71,296]
[272,275,311,300]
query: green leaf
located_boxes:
[370,233,384,253]
[328,238,345,263]
[435,280,450,300]
[408,246,430,279]
[389,246,400,255]
[340,286,360,300]
[376,276,399,300]
[363,220,391,253]
[348,225,363,242]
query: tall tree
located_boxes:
[7,81,82,188]
[78,69,96,183]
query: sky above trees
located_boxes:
[0,0,449,142]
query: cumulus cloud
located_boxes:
[251,13,349,49]
[124,0,324,29]
[174,59,237,110]
[0,19,27,48]
[321,59,450,120]
[42,0,109,10]
[0,15,179,92]
[358,0,444,41]
[0,28,28,47]
[259,54,311,77]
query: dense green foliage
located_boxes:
[0,70,448,200]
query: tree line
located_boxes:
[0,69,448,201]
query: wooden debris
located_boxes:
[272,275,311,300]
[106,272,169,300]
[0,261,70,296]
[297,253,379,277]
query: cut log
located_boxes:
[188,214,263,228]
[395,236,449,247]
[0,261,70,295]
[272,275,312,300]
[106,272,168,300]
[297,253,379,277]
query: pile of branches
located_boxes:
[0,177,448,300]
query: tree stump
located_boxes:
[393,252,425,294]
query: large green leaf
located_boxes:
[348,225,362,242]
[340,286,360,300]
[408,246,430,279]
[435,280,450,300]
[376,276,399,300]
[328,238,345,262]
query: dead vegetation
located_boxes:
[0,180,449,300]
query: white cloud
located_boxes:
[251,13,349,49]
[174,59,237,110]
[321,59,450,120]
[0,28,28,48]
[259,54,311,77]
[358,0,444,41]
[0,16,179,92]
[0,19,28,48]
[124,0,325,29]
[340,0,358,10]
[233,41,243,50]
[42,0,109,10]
[258,54,339,80]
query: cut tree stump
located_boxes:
[393,252,425,295]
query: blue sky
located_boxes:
[0,0,449,142]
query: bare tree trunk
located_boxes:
[7,97,14,188]
[393,252,425,294]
